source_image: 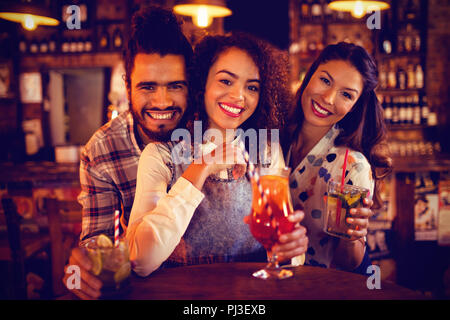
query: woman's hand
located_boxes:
[203,142,246,176]
[182,142,246,190]
[345,198,374,241]
[272,210,308,262]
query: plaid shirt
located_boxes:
[78,111,142,242]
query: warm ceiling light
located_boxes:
[328,1,390,18]
[0,1,59,30]
[174,0,232,28]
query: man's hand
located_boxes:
[62,247,103,300]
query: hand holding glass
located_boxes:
[247,167,295,279]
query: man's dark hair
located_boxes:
[123,5,193,91]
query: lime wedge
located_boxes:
[87,250,102,276]
[97,234,113,248]
[114,262,131,283]
[347,194,361,207]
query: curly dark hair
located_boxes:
[188,32,292,134]
[284,42,392,207]
[123,5,193,93]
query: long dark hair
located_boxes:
[285,42,392,207]
[188,32,292,134]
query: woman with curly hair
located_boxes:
[284,42,392,273]
[127,32,308,277]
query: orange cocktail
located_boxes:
[247,167,295,279]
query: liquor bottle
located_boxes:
[379,63,387,89]
[415,64,424,89]
[404,0,417,20]
[383,96,392,124]
[29,39,38,54]
[99,27,110,51]
[404,24,413,52]
[397,34,405,53]
[420,95,429,125]
[76,38,84,52]
[387,61,397,89]
[392,96,399,124]
[412,94,421,125]
[301,0,310,19]
[407,63,415,89]
[405,95,413,124]
[311,0,322,21]
[397,67,407,90]
[112,28,123,50]
[413,33,421,52]
[69,39,77,53]
[398,96,406,124]
[39,39,49,53]
[48,34,57,53]
[84,37,93,52]
[62,38,70,53]
[18,36,27,54]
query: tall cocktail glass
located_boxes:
[247,167,295,279]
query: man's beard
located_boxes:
[130,104,185,143]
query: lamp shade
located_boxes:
[328,1,390,18]
[173,0,232,28]
[0,1,59,30]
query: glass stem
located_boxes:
[266,250,280,269]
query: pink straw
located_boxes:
[335,149,349,227]
[114,210,120,247]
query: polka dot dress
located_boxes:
[287,125,374,268]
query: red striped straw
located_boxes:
[335,149,349,227]
[114,210,120,247]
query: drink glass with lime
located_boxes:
[324,180,369,239]
[83,234,131,298]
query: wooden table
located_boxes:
[127,263,425,300]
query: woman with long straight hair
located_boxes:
[284,42,392,272]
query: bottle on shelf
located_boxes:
[383,96,392,124]
[112,28,123,50]
[392,96,399,125]
[412,94,421,125]
[387,61,397,89]
[48,34,57,53]
[404,0,418,20]
[413,32,421,52]
[420,95,429,125]
[405,95,413,124]
[61,38,70,53]
[311,0,322,21]
[39,39,49,54]
[99,27,110,51]
[301,0,310,19]
[404,24,414,52]
[379,63,387,89]
[69,39,77,53]
[397,67,407,90]
[84,37,93,52]
[407,63,416,89]
[415,64,424,89]
[398,96,406,124]
[18,36,27,54]
[29,39,38,54]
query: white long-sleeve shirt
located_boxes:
[127,139,285,277]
